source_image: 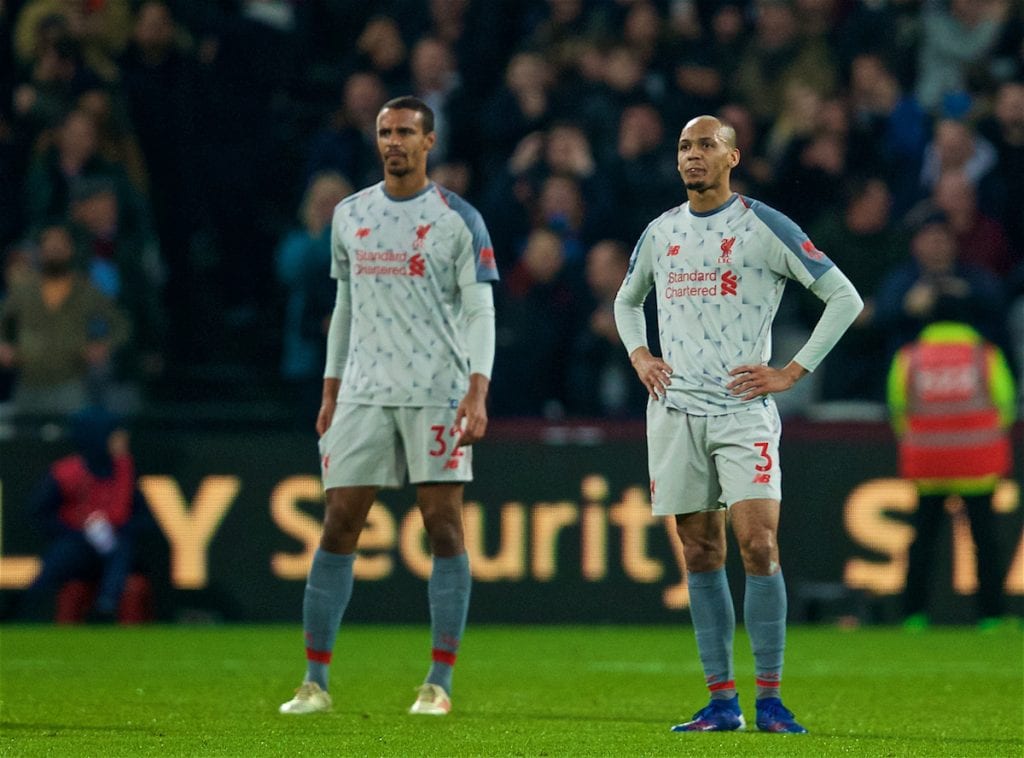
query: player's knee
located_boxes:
[424,519,464,557]
[738,534,777,573]
[322,507,367,545]
[680,539,725,572]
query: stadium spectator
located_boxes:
[492,227,580,418]
[478,51,556,180]
[278,96,498,718]
[716,101,771,197]
[768,95,852,228]
[614,115,862,734]
[10,20,104,146]
[874,211,1007,360]
[663,9,730,131]
[888,321,1016,631]
[914,0,1009,113]
[483,121,612,266]
[806,176,908,401]
[348,15,409,95]
[305,70,387,190]
[75,86,147,196]
[275,171,352,418]
[919,118,1002,212]
[567,239,651,418]
[14,406,154,623]
[846,52,930,216]
[14,0,133,83]
[929,169,1018,278]
[608,103,681,241]
[68,176,165,385]
[0,224,129,415]
[729,0,838,125]
[118,0,205,352]
[407,36,461,167]
[978,79,1024,252]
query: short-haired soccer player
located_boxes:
[614,115,863,733]
[279,96,498,717]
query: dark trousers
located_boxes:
[25,529,136,617]
[903,492,1005,620]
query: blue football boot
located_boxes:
[671,695,746,732]
[755,697,808,733]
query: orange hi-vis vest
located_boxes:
[900,341,1011,480]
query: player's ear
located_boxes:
[729,148,740,168]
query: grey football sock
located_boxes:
[687,568,736,700]
[744,571,786,700]
[302,549,355,690]
[425,553,471,695]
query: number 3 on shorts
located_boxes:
[753,441,773,472]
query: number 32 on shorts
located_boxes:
[429,424,465,470]
[753,441,773,484]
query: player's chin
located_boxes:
[684,179,709,191]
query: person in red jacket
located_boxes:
[887,321,1017,631]
[19,406,152,622]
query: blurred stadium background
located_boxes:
[1,0,1022,625]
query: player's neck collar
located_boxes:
[688,192,739,217]
[381,180,434,202]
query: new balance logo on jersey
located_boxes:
[667,244,680,256]
[718,236,735,263]
[721,270,738,296]
[409,253,426,277]
[356,227,371,239]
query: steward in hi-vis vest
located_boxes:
[887,321,1016,494]
[887,321,1017,629]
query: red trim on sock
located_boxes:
[708,680,735,692]
[306,648,332,664]
[432,648,457,666]
[755,678,781,688]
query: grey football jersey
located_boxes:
[617,194,834,415]
[330,182,499,408]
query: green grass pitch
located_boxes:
[1,623,1021,757]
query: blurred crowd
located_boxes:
[0,0,1022,421]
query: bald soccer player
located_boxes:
[614,116,863,734]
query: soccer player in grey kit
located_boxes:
[614,115,863,733]
[280,97,498,716]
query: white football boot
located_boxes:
[279,681,332,714]
[408,683,451,716]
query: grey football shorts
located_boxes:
[319,403,472,489]
[647,400,782,515]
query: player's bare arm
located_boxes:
[727,361,808,401]
[316,377,341,436]
[629,346,673,400]
[455,373,489,446]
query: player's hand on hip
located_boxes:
[629,347,673,401]
[727,363,799,400]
